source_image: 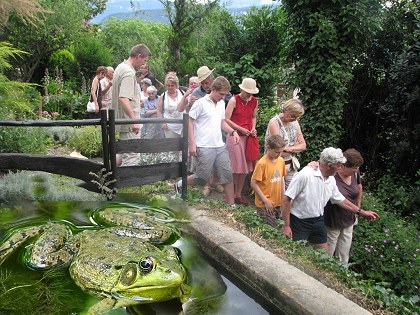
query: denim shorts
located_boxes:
[290,214,327,245]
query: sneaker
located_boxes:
[228,203,236,209]
[214,183,224,193]
[202,186,211,197]
[234,196,249,206]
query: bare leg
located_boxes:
[223,182,235,205]
[233,173,247,198]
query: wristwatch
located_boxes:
[357,208,362,215]
[231,130,237,135]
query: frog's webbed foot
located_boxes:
[0,224,50,265]
[86,297,116,315]
[0,222,77,269]
[27,223,77,270]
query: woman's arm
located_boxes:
[177,89,192,112]
[250,100,258,137]
[157,94,167,130]
[225,97,251,136]
[91,78,100,112]
[284,121,306,154]
[267,117,280,137]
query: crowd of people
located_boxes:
[91,43,379,265]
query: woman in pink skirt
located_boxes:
[225,78,259,205]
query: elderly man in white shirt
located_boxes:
[281,147,379,249]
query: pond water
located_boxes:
[0,201,273,315]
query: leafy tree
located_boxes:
[73,34,114,81]
[158,0,219,73]
[189,5,284,97]
[216,5,285,96]
[0,0,104,82]
[97,18,170,80]
[281,0,382,163]
[343,0,419,182]
[0,0,47,25]
[0,42,36,115]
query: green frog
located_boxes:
[0,206,190,314]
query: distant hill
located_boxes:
[98,7,258,24]
[91,0,279,24]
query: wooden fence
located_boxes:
[0,109,188,199]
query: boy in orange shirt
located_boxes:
[251,134,287,227]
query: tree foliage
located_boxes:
[281,0,382,163]
[343,0,419,183]
[0,42,36,115]
[0,0,47,25]
[158,0,219,73]
[190,5,285,97]
[97,18,170,79]
[0,0,103,82]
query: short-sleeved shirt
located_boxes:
[252,155,287,208]
[112,60,140,132]
[188,95,225,148]
[285,166,345,219]
[191,85,208,99]
[324,172,361,228]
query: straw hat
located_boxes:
[239,78,259,94]
[196,66,215,82]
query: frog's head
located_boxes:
[111,247,190,307]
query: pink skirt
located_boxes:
[226,134,253,174]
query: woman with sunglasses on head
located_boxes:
[265,98,306,188]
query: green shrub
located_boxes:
[71,94,90,120]
[68,126,102,157]
[42,94,74,119]
[0,126,47,154]
[0,171,104,202]
[375,173,420,224]
[45,126,75,144]
[351,193,420,300]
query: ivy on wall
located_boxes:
[281,0,380,163]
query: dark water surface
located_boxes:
[0,201,272,315]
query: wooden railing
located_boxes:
[0,109,188,199]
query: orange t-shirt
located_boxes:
[251,155,287,208]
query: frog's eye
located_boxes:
[120,263,137,286]
[139,257,154,273]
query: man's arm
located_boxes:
[221,119,240,143]
[188,116,197,157]
[119,97,140,134]
[281,195,293,238]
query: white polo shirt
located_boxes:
[188,95,225,148]
[285,166,345,219]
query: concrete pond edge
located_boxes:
[189,208,372,315]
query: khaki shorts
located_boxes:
[195,146,232,184]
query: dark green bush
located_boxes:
[375,173,420,223]
[351,193,420,300]
[68,126,102,158]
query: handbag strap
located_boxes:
[275,116,290,146]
